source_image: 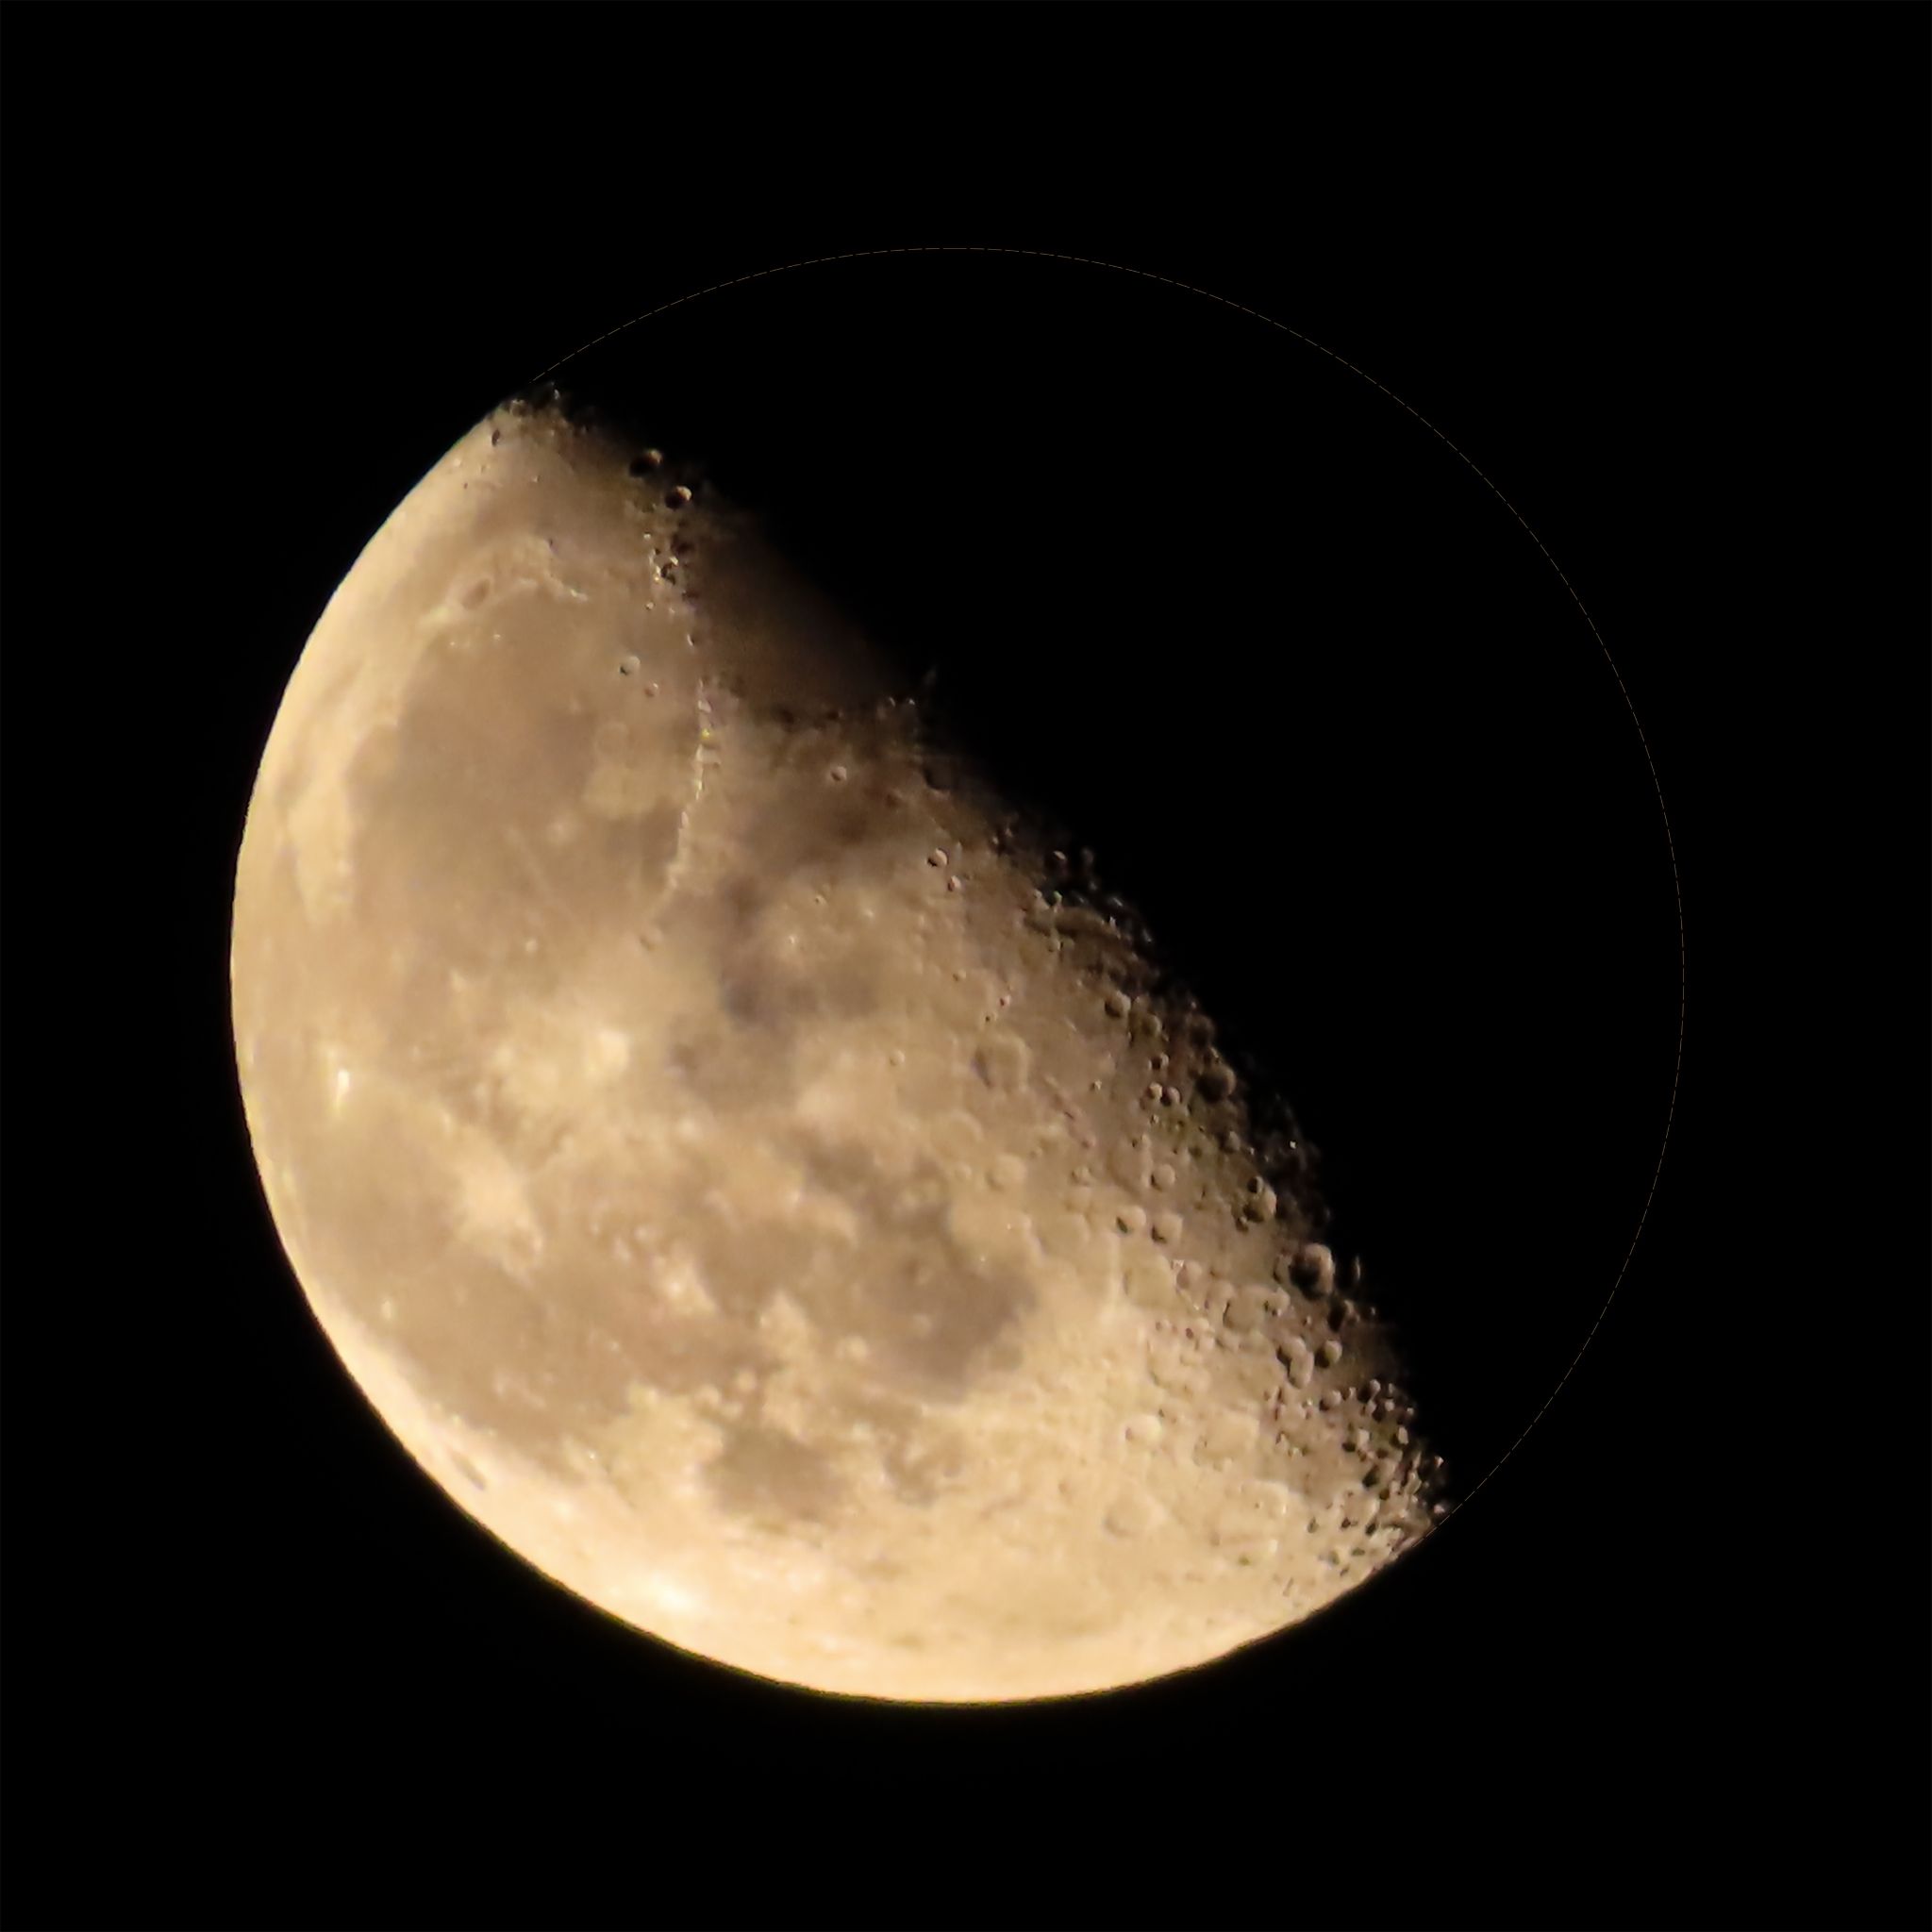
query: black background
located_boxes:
[4,8,1925,1932]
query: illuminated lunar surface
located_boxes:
[231,402,1443,1702]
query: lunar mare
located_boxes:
[232,402,1442,1701]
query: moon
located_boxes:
[231,398,1443,1702]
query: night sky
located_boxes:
[5,8,1924,1930]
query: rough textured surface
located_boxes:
[231,403,1441,1701]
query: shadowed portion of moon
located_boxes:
[233,402,1448,1701]
[539,253,1681,1496]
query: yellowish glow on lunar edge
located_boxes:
[230,403,1441,1702]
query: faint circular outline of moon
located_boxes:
[230,246,1684,1704]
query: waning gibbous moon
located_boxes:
[230,397,1446,1703]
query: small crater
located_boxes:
[1287,1243,1336,1297]
[1277,1336,1316,1389]
[1104,1491,1164,1538]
